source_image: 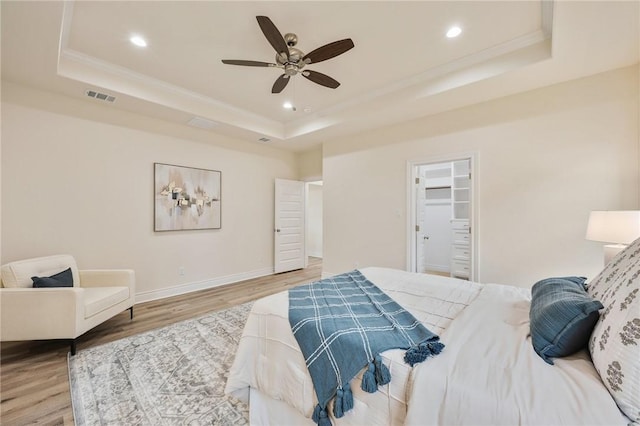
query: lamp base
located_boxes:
[604,244,627,264]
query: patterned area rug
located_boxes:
[68,303,252,425]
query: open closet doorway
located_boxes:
[408,154,476,280]
[306,181,323,262]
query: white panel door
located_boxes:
[423,203,453,272]
[274,179,305,273]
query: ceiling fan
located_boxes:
[221,16,354,94]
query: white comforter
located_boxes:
[225,267,627,425]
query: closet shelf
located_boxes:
[425,199,452,205]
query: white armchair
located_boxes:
[0,255,135,354]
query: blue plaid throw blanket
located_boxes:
[288,270,444,426]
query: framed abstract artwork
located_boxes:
[154,163,221,231]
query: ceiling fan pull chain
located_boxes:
[292,76,297,111]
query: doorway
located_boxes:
[273,179,323,274]
[408,154,476,280]
[274,179,306,273]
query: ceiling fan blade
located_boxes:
[303,39,354,64]
[302,70,340,89]
[272,74,290,93]
[256,16,289,59]
[221,59,276,67]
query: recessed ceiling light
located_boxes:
[446,26,462,38]
[283,102,293,109]
[130,35,147,47]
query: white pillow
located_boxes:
[588,237,640,423]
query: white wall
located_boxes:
[297,146,322,181]
[306,183,323,258]
[1,84,298,301]
[323,65,640,287]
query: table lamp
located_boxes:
[586,210,640,264]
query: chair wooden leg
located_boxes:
[70,339,77,356]
[129,306,134,320]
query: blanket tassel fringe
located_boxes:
[361,361,377,393]
[314,345,441,425]
[404,340,445,367]
[313,404,332,426]
[361,354,391,393]
[374,354,391,385]
[313,344,443,424]
[332,383,354,418]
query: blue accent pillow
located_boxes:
[31,267,73,288]
[530,276,603,365]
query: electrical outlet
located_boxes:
[178,267,185,276]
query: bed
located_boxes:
[225,240,640,425]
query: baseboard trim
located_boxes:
[135,267,275,304]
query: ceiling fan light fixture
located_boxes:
[446,26,462,38]
[284,64,298,76]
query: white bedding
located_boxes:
[225,267,628,425]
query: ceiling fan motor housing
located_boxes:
[276,43,306,75]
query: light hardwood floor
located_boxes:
[0,258,322,425]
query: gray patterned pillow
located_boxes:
[587,237,640,423]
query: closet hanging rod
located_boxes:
[425,185,451,190]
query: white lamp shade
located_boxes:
[586,210,640,244]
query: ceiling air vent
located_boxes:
[85,90,116,103]
[258,137,271,143]
[187,116,218,130]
